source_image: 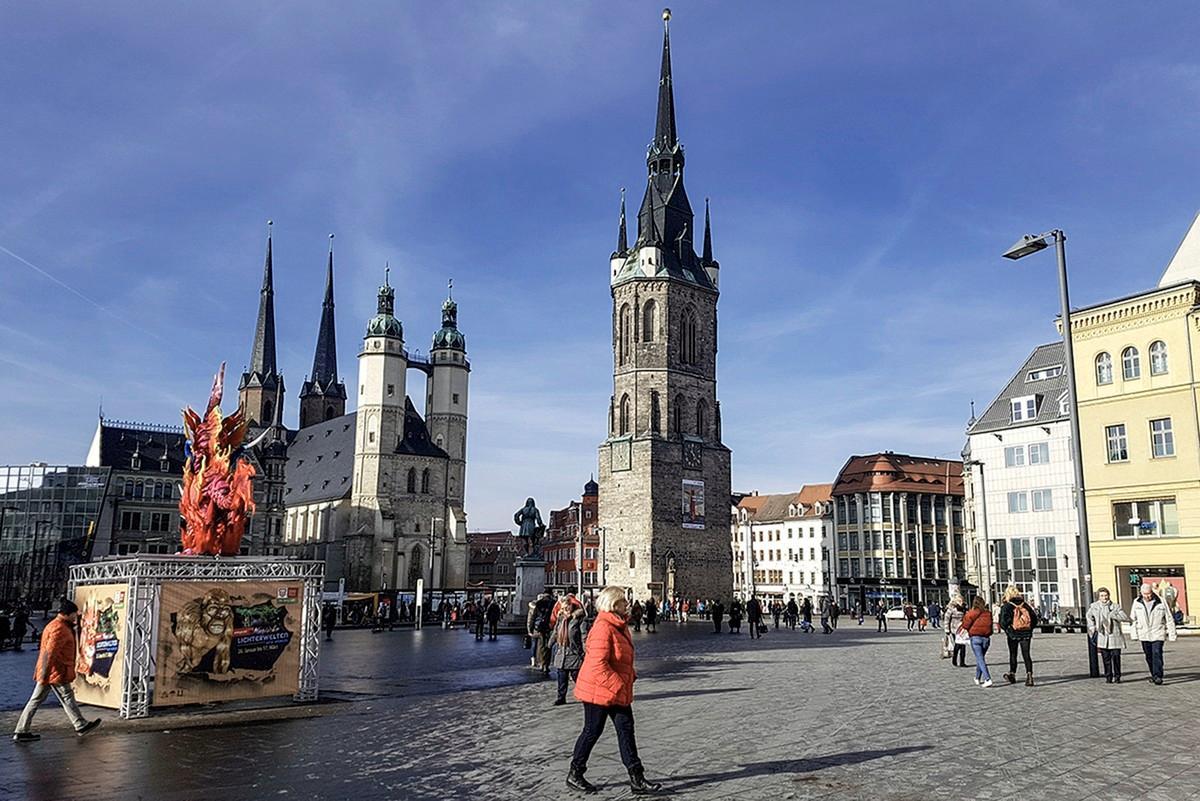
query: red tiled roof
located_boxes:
[831,453,963,496]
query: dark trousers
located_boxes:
[713,617,723,633]
[488,621,498,639]
[952,643,966,666]
[1007,637,1033,673]
[1099,647,1122,679]
[877,617,887,632]
[1142,640,1164,680]
[571,702,642,773]
[557,668,578,701]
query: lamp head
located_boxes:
[1003,234,1051,260]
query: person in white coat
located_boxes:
[1129,584,1177,685]
[1086,588,1129,683]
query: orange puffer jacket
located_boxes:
[34,615,77,685]
[574,611,636,707]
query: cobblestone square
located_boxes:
[4,623,1200,800]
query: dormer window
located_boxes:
[1010,395,1037,422]
[131,451,141,471]
[1026,365,1063,381]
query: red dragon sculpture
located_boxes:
[179,363,257,555]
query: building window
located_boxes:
[1150,418,1175,458]
[1010,395,1036,422]
[1028,442,1050,464]
[679,310,698,365]
[1122,347,1141,380]
[696,400,708,439]
[628,551,636,569]
[1113,499,1179,538]
[1096,353,1113,385]
[618,304,631,365]
[642,299,656,342]
[1149,340,1168,375]
[1007,492,1028,513]
[1004,446,1025,467]
[421,468,431,493]
[1027,366,1062,381]
[619,394,631,436]
[452,393,460,405]
[387,384,395,397]
[650,391,661,433]
[1105,424,1128,462]
[672,393,684,435]
[407,468,417,493]
[1031,489,1053,512]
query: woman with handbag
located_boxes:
[568,586,662,795]
[552,597,587,705]
[960,596,994,687]
[943,597,967,666]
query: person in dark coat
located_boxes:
[801,598,814,633]
[629,600,644,632]
[728,599,743,633]
[999,586,1040,686]
[552,605,587,705]
[746,595,764,639]
[11,607,29,650]
[485,599,502,641]
[321,604,337,641]
[785,595,799,630]
[711,599,725,634]
[875,600,888,632]
[0,611,10,651]
[644,598,658,633]
[473,600,486,641]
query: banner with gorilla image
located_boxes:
[153,580,302,707]
[73,582,129,709]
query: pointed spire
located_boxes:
[654,9,677,151]
[310,234,339,387]
[245,220,280,385]
[702,197,713,262]
[617,188,628,253]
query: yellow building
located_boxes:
[1068,213,1200,620]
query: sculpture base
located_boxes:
[508,556,546,625]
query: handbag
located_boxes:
[954,628,970,646]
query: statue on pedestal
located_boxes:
[513,498,546,559]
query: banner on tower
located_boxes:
[682,478,706,530]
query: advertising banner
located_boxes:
[153,581,302,707]
[682,478,706,530]
[73,583,129,709]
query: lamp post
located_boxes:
[1003,229,1099,678]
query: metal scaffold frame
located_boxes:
[69,556,324,719]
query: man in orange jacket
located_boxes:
[12,599,101,743]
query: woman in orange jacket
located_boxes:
[568,586,661,795]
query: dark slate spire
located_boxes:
[617,188,628,255]
[240,222,283,392]
[702,197,713,263]
[311,236,339,385]
[654,8,677,153]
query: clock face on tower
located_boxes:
[683,439,703,470]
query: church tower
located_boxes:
[348,269,408,590]
[598,9,732,602]
[299,235,347,428]
[239,224,285,427]
[426,283,469,507]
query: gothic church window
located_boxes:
[407,468,417,493]
[642,300,656,342]
[619,394,631,436]
[650,391,661,433]
[696,399,708,438]
[421,468,430,494]
[679,309,698,365]
[619,304,631,365]
[673,393,684,435]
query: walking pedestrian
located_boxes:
[12,606,29,650]
[644,598,658,633]
[1087,587,1129,683]
[728,598,743,634]
[711,599,724,634]
[567,586,662,795]
[928,601,942,629]
[875,600,888,633]
[801,597,813,633]
[771,601,782,630]
[916,602,927,632]
[746,595,764,639]
[943,596,967,667]
[473,600,486,641]
[552,601,587,706]
[486,598,502,640]
[961,596,994,687]
[12,599,101,743]
[785,595,798,630]
[630,600,643,632]
[321,603,337,642]
[0,610,10,651]
[819,598,832,635]
[829,601,840,631]
[1129,583,1176,685]
[999,586,1039,686]
[527,592,554,676]
[904,602,916,631]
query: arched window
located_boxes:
[325,405,336,421]
[406,468,417,493]
[609,398,615,436]
[696,399,708,438]
[1122,347,1140,380]
[678,309,699,365]
[408,545,424,588]
[1150,340,1169,375]
[263,398,274,424]
[618,304,631,365]
[629,550,636,570]
[619,394,631,436]
[1095,353,1113,385]
[421,468,430,494]
[642,299,656,342]
[650,391,661,433]
[673,393,685,435]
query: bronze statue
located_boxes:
[514,497,546,558]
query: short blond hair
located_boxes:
[595,586,628,613]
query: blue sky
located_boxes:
[3,3,1200,530]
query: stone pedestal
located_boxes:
[509,556,546,624]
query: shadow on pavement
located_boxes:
[636,687,751,701]
[662,745,934,792]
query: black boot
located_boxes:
[566,767,597,794]
[629,766,662,795]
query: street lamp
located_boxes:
[1003,228,1099,678]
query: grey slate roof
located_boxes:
[968,342,1069,435]
[284,412,356,506]
[97,421,186,474]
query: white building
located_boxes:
[963,341,1082,616]
[731,486,833,603]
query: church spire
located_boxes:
[654,8,677,153]
[311,235,338,385]
[617,188,628,254]
[240,221,284,426]
[702,197,713,263]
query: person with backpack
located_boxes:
[1129,583,1177,685]
[1087,587,1129,683]
[999,586,1039,686]
[961,596,994,687]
